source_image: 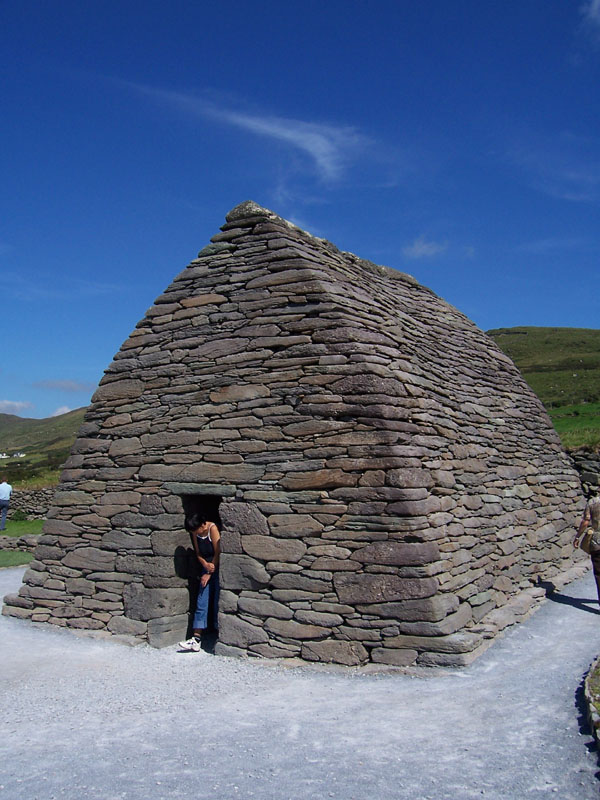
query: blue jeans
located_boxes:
[0,500,9,531]
[193,570,219,630]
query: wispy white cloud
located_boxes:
[4,272,125,302]
[33,379,96,393]
[51,406,73,417]
[220,110,367,182]
[128,83,372,182]
[581,0,600,32]
[402,236,447,259]
[516,236,592,254]
[0,400,34,415]
[508,131,600,202]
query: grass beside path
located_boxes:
[2,519,44,538]
[0,551,33,568]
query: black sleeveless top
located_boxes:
[196,526,216,561]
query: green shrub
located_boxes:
[10,510,28,522]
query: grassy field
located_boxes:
[488,327,600,451]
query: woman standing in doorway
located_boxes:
[179,512,220,652]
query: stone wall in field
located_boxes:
[0,534,39,552]
[8,488,56,520]
[571,450,600,497]
[2,201,586,666]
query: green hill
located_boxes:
[487,327,600,450]
[0,407,87,488]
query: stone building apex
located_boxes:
[225,200,275,223]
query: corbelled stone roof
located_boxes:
[3,201,585,666]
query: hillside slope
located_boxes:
[488,327,600,450]
[0,407,86,486]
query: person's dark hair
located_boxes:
[184,512,207,533]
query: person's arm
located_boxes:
[200,524,220,577]
[210,523,221,570]
[575,505,591,545]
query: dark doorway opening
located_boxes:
[181,494,222,527]
[181,494,222,652]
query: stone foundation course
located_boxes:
[2,201,586,665]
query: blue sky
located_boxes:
[2,1,600,419]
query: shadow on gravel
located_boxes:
[538,580,600,616]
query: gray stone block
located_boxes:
[220,554,270,590]
[264,617,329,640]
[238,597,293,620]
[63,547,117,572]
[384,631,482,653]
[123,584,189,621]
[220,502,270,536]
[350,541,439,566]
[107,616,148,636]
[370,648,418,666]
[334,573,438,604]
[294,610,343,627]
[103,530,151,550]
[268,514,323,538]
[219,614,268,648]
[302,640,368,666]
[147,614,188,647]
[242,535,306,562]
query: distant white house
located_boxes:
[0,453,8,459]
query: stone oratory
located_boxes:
[3,201,585,666]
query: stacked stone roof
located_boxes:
[3,201,585,666]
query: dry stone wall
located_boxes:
[8,488,56,520]
[0,534,39,552]
[2,201,586,665]
[571,450,600,497]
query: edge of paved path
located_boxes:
[585,654,600,745]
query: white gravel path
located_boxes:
[1,566,599,800]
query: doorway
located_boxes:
[181,494,222,651]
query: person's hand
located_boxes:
[206,562,215,573]
[200,573,211,588]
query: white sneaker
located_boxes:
[178,637,201,652]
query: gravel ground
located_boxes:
[1,566,599,800]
